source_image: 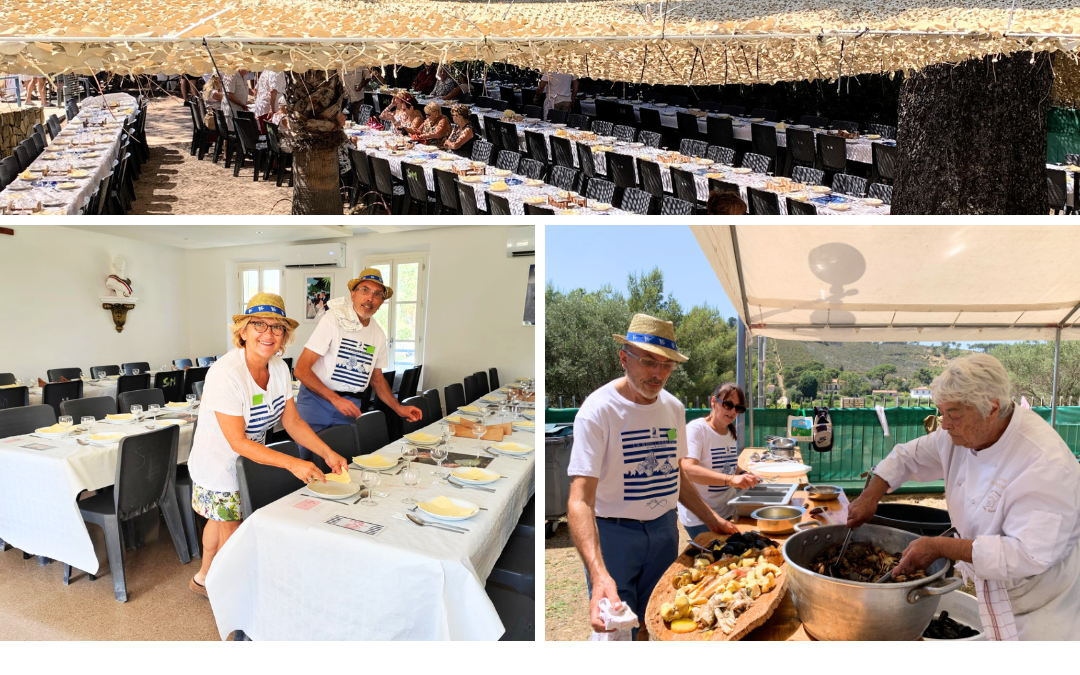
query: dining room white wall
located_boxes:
[181,225,535,398]
[0,226,191,381]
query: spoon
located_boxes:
[406,513,465,534]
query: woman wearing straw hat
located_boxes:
[568,314,737,640]
[293,269,422,460]
[186,293,349,598]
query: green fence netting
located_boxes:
[546,406,1080,493]
[1048,107,1080,164]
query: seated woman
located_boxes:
[378,93,422,134]
[441,104,475,157]
[430,66,466,100]
[411,102,451,144]
[185,293,348,599]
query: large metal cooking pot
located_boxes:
[782,523,963,640]
[871,503,952,537]
[765,435,798,459]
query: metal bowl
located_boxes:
[806,485,843,501]
[750,505,806,535]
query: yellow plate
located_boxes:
[828,203,851,211]
[864,198,884,206]
[733,168,753,174]
[461,175,480,183]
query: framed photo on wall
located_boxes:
[305,276,333,322]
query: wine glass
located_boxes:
[59,415,73,432]
[130,404,143,420]
[80,416,95,435]
[401,442,418,467]
[132,368,140,376]
[161,364,170,373]
[430,444,448,484]
[401,465,420,503]
[361,470,379,505]
[148,404,160,424]
[79,370,86,380]
[472,415,487,455]
[186,394,197,408]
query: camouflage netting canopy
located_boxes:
[1,0,1079,85]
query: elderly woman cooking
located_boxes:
[847,353,1080,640]
[410,102,451,144]
[185,293,349,598]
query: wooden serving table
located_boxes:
[646,448,848,641]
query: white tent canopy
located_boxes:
[691,225,1080,343]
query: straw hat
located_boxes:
[613,313,688,363]
[348,268,394,299]
[232,292,299,330]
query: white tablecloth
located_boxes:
[0,414,196,573]
[27,371,161,407]
[205,394,535,640]
[0,94,135,215]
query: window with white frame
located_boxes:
[362,254,428,372]
[238,263,284,311]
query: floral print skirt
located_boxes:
[192,483,243,522]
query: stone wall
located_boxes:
[0,105,44,157]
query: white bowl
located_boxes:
[922,590,984,641]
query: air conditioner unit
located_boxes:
[283,243,346,268]
[506,226,535,258]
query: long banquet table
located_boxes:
[205,390,536,640]
[0,411,197,573]
[346,126,627,215]
[0,93,135,215]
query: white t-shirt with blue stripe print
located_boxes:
[304,309,389,393]
[568,379,688,521]
[187,348,293,493]
[677,417,739,527]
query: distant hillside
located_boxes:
[773,340,971,379]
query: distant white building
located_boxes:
[822,379,841,395]
[766,384,776,394]
[910,387,932,398]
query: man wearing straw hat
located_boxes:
[293,269,422,460]
[568,314,738,640]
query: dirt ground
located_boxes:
[544,493,960,641]
[129,95,296,215]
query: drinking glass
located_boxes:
[80,416,95,434]
[401,465,420,503]
[361,470,379,505]
[132,368,140,376]
[58,415,74,432]
[401,443,418,467]
[148,404,160,423]
[79,370,86,380]
[161,364,170,373]
[430,445,448,483]
[130,404,143,420]
[96,370,106,382]
[186,394,197,408]
[15,377,23,386]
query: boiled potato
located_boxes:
[671,618,697,633]
[660,603,680,622]
[674,594,691,618]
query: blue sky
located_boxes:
[545,225,739,319]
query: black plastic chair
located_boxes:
[118,388,166,412]
[400,396,429,436]
[14,142,33,171]
[786,128,817,173]
[42,380,83,418]
[313,425,359,473]
[398,367,421,400]
[174,359,193,369]
[868,182,893,205]
[371,155,406,215]
[636,158,667,200]
[620,187,653,215]
[523,203,553,215]
[0,404,55,436]
[348,147,373,209]
[519,157,544,180]
[471,139,494,164]
[433,168,461,214]
[232,116,268,180]
[423,389,442,419]
[867,123,897,140]
[871,142,897,185]
[800,115,829,128]
[720,104,745,116]
[117,374,151,400]
[463,375,483,402]
[488,532,535,598]
[832,173,868,198]
[817,134,848,184]
[264,122,294,187]
[121,362,150,375]
[66,425,189,601]
[708,178,741,196]
[471,371,489,395]
[706,145,735,165]
[0,155,18,190]
[638,129,662,148]
[444,383,466,415]
[585,177,616,204]
[613,125,637,143]
[546,108,568,124]
[498,121,520,155]
[751,108,778,122]
[741,152,771,174]
[524,130,549,166]
[792,165,825,186]
[401,161,439,215]
[576,142,598,184]
[487,368,500,390]
[549,135,574,169]
[91,365,120,378]
[679,138,708,158]
[524,105,543,120]
[48,368,82,382]
[211,109,238,165]
[153,371,183,403]
[457,182,485,216]
[354,410,390,455]
[486,584,535,641]
[486,192,512,215]
[236,442,304,520]
[786,197,818,215]
[661,195,693,215]
[2,373,19,386]
[676,112,702,144]
[747,187,781,215]
[60,396,117,420]
[605,152,637,198]
[188,101,215,159]
[0,386,28,411]
[670,167,700,206]
[496,150,522,173]
[549,165,578,192]
[591,120,614,136]
[831,120,860,134]
[182,367,209,399]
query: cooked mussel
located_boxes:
[672,570,695,589]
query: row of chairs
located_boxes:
[0,114,65,190]
[186,95,294,188]
[0,369,207,417]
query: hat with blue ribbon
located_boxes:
[232,292,299,330]
[347,268,394,299]
[613,313,688,362]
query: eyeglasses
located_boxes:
[623,349,679,372]
[250,320,285,336]
[355,286,386,300]
[718,399,747,414]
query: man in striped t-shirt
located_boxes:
[568,314,736,640]
[294,269,422,460]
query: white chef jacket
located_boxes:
[875,406,1080,638]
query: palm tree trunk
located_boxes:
[285,70,346,215]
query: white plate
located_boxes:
[164,402,191,410]
[491,441,534,454]
[417,496,479,521]
[749,462,812,477]
[89,435,123,447]
[100,416,137,425]
[522,410,535,419]
[512,423,535,432]
[353,455,401,470]
[156,419,189,426]
[304,481,361,500]
[33,428,70,439]
[448,468,501,485]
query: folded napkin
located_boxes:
[405,431,439,443]
[445,415,463,424]
[106,414,132,420]
[353,453,395,467]
[419,495,476,518]
[324,471,352,484]
[37,424,68,434]
[157,419,188,426]
[38,378,48,387]
[493,441,531,453]
[0,384,18,389]
[459,405,480,412]
[165,402,189,408]
[452,467,500,481]
[91,433,122,441]
[515,421,535,428]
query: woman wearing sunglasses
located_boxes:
[678,383,761,541]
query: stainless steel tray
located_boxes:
[731,483,799,516]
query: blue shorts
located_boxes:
[586,509,678,638]
[293,384,363,460]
